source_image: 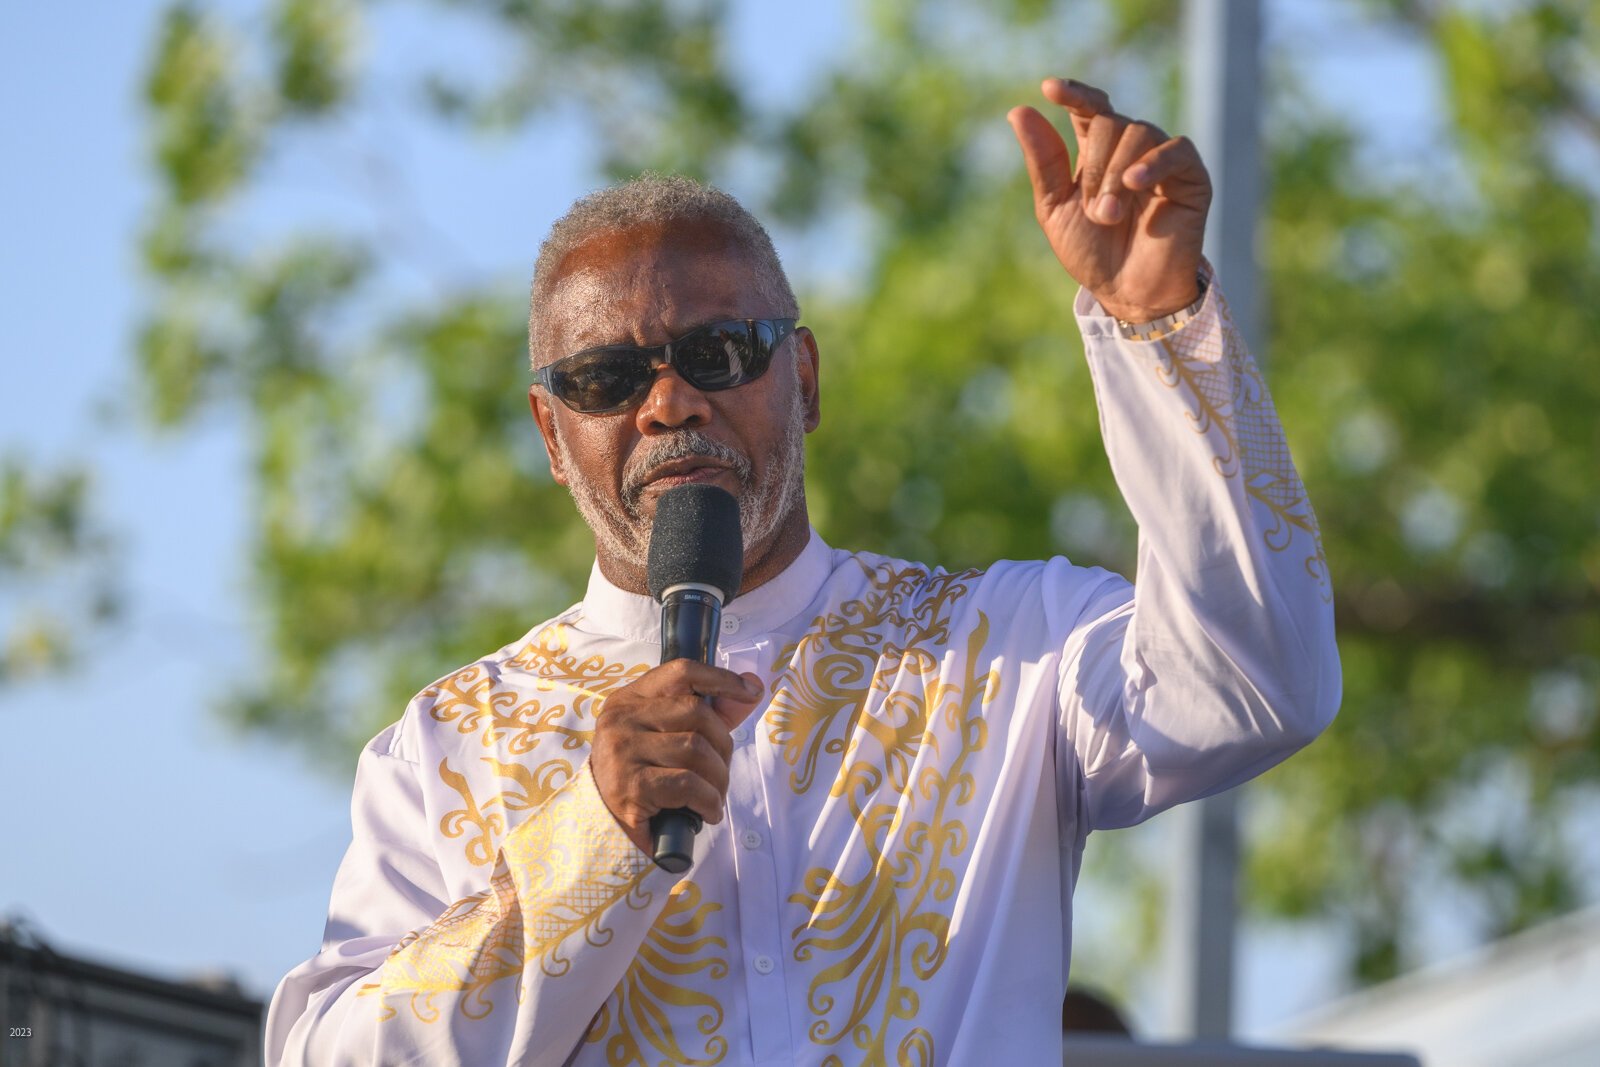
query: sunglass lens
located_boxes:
[677,322,751,389]
[550,350,652,412]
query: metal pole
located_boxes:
[1187,0,1263,354]
[1162,0,1262,1041]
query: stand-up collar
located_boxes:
[577,529,835,645]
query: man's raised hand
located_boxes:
[1008,77,1211,324]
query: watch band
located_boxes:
[1115,274,1210,342]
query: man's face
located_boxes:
[528,222,821,588]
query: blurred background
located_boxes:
[3,0,1598,1062]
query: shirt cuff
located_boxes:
[500,760,663,944]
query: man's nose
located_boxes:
[634,366,713,432]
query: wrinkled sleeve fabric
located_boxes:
[1048,270,1341,831]
[264,721,673,1066]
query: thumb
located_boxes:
[710,672,765,728]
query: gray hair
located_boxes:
[527,173,799,370]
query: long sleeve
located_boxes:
[1050,271,1340,830]
[264,722,675,1066]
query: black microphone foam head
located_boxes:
[646,484,744,604]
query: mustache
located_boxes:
[621,431,752,512]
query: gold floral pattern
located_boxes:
[767,562,980,798]
[426,624,648,867]
[583,880,729,1066]
[1155,293,1331,598]
[359,865,524,1024]
[439,758,506,868]
[509,622,652,715]
[769,563,995,1065]
[361,766,655,1024]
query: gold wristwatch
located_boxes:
[1115,274,1210,342]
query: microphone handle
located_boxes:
[650,588,722,874]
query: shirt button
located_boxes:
[721,614,741,635]
[753,954,775,975]
[740,829,762,850]
[731,725,750,744]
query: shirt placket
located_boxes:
[719,631,794,1064]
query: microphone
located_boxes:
[645,483,743,874]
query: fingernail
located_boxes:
[1097,193,1122,222]
[1126,164,1151,187]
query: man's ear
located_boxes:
[528,385,569,486]
[796,327,821,433]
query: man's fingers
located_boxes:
[638,766,725,825]
[644,730,731,796]
[1042,77,1111,143]
[620,692,725,733]
[645,658,763,701]
[1123,135,1210,207]
[1007,106,1076,210]
[1041,77,1112,118]
[603,659,763,752]
[1076,113,1121,222]
[688,704,737,763]
[710,673,764,729]
[1097,120,1169,224]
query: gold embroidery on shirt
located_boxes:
[360,767,655,1024]
[426,623,648,867]
[1153,293,1331,599]
[509,621,651,715]
[483,755,572,813]
[437,752,581,870]
[500,780,655,981]
[583,880,729,1066]
[768,562,979,797]
[439,758,506,868]
[774,564,996,1067]
[357,864,525,1023]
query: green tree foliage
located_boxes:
[0,458,120,682]
[135,0,1598,985]
[1255,0,1600,983]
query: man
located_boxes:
[266,78,1338,1065]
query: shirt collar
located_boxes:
[578,528,834,645]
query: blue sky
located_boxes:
[1,0,1454,1040]
[0,0,354,996]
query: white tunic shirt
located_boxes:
[266,280,1339,1066]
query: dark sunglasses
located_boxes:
[535,318,798,414]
